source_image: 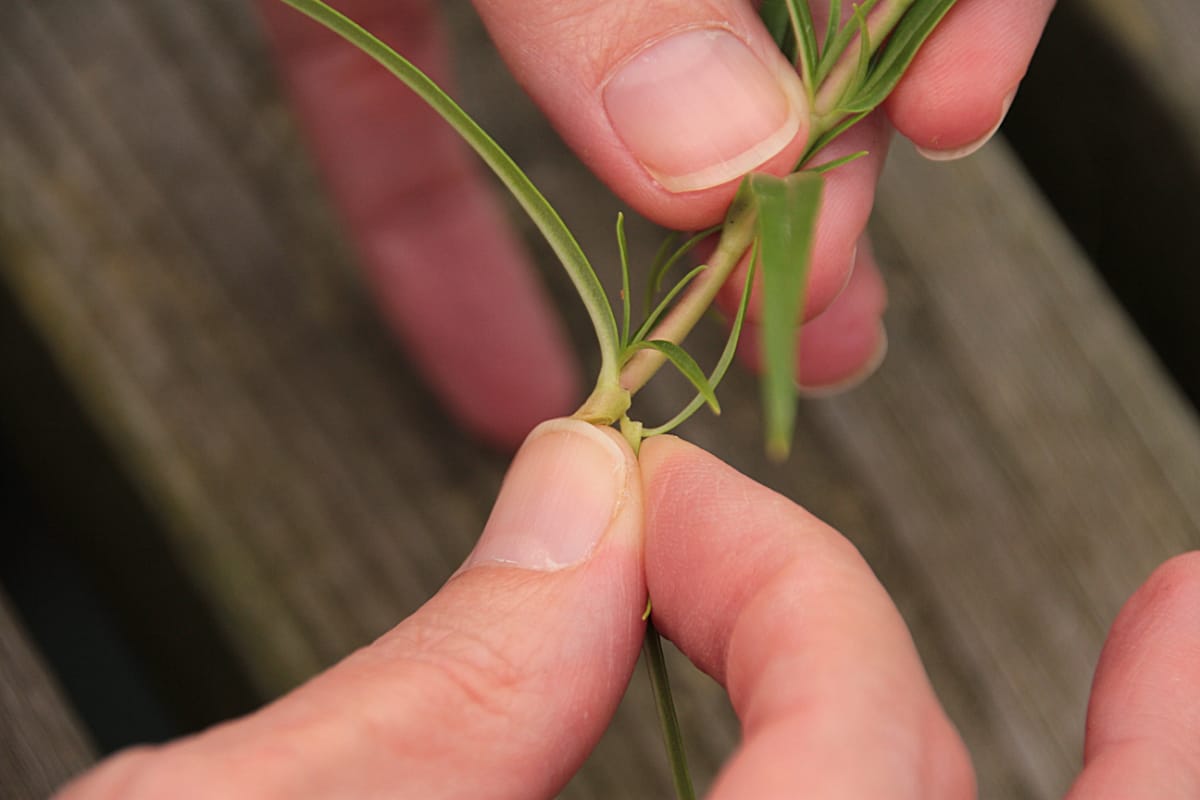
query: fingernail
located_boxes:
[797,322,889,397]
[603,28,805,193]
[917,90,1016,162]
[464,420,626,572]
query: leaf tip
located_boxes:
[766,436,792,462]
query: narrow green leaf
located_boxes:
[758,0,797,61]
[851,5,873,100]
[844,0,958,112]
[645,230,681,307]
[277,0,622,383]
[616,213,632,346]
[817,0,844,81]
[645,226,717,310]
[742,171,824,459]
[814,0,881,88]
[642,244,757,438]
[631,265,708,347]
[798,109,871,167]
[784,0,820,89]
[631,340,721,415]
[811,149,870,174]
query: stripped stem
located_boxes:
[813,0,916,119]
[643,619,696,800]
[618,211,758,396]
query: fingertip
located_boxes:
[463,418,637,571]
[475,0,811,231]
[796,242,888,393]
[715,113,888,332]
[886,0,1052,156]
[729,240,888,392]
[1072,552,1200,797]
[639,441,969,798]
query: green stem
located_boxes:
[813,0,916,116]
[278,0,622,387]
[643,618,696,800]
[618,211,758,395]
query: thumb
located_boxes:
[473,0,810,230]
[57,420,644,800]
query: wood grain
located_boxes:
[0,592,94,800]
[1,1,1198,798]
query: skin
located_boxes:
[69,2,1200,797]
[255,0,1055,447]
[56,424,1200,799]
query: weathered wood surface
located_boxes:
[1004,0,1200,413]
[1083,0,1200,143]
[1,1,1199,798]
[0,591,94,800]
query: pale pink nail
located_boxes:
[464,420,626,572]
[603,28,805,193]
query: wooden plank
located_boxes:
[1083,0,1200,143]
[1,1,1198,798]
[833,139,1200,796]
[0,590,94,800]
[1002,1,1200,411]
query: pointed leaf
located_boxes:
[631,340,721,415]
[798,109,871,167]
[631,264,708,346]
[784,0,820,88]
[758,0,798,61]
[741,171,824,459]
[645,226,718,310]
[811,149,870,174]
[616,212,632,345]
[642,243,758,438]
[816,0,845,82]
[277,0,623,383]
[844,0,958,112]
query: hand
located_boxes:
[56,420,1200,798]
[254,1,1054,446]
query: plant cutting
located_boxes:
[276,1,957,796]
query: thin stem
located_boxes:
[619,211,758,395]
[641,248,757,438]
[629,264,709,348]
[617,213,632,347]
[813,0,915,116]
[643,618,696,800]
[278,0,623,386]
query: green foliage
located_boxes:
[279,2,959,798]
[759,0,799,63]
[616,213,633,346]
[642,247,757,438]
[645,226,718,312]
[277,0,623,389]
[731,173,824,459]
[632,264,708,347]
[285,0,956,455]
[840,0,958,112]
[629,340,721,415]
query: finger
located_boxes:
[736,239,888,392]
[257,0,579,449]
[472,0,811,231]
[638,437,974,799]
[1067,552,1200,800]
[885,0,1056,160]
[59,420,645,800]
[717,111,891,325]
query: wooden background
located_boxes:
[2,1,1199,798]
